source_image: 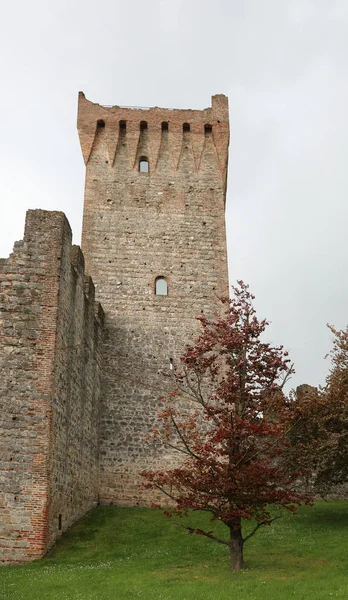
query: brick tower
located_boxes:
[77,93,230,504]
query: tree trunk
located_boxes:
[229,523,244,572]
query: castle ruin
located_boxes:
[0,93,230,563]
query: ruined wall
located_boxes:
[78,93,230,504]
[0,210,104,563]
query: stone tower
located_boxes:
[77,92,230,504]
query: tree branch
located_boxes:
[243,514,282,544]
[178,369,221,427]
[163,441,196,457]
[169,412,202,460]
[172,522,230,546]
[153,483,177,502]
[279,363,294,390]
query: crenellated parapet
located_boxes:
[77,92,229,193]
[78,93,230,506]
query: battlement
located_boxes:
[77,92,229,186]
[79,94,229,506]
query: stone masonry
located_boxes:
[78,92,229,504]
[0,93,229,563]
[0,211,104,563]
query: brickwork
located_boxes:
[0,210,104,563]
[0,93,230,563]
[77,93,229,504]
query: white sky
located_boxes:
[1,0,347,390]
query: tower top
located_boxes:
[77,91,228,117]
[77,92,229,178]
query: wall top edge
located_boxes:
[78,91,229,121]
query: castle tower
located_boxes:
[77,93,230,504]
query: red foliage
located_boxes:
[141,282,312,570]
[288,324,348,493]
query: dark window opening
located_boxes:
[183,123,190,132]
[169,357,173,370]
[140,121,148,131]
[58,514,62,531]
[139,158,149,173]
[204,124,213,134]
[155,277,168,296]
[161,122,169,132]
[97,119,105,129]
[119,120,127,133]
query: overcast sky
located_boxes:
[1,0,347,390]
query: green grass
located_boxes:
[1,501,347,600]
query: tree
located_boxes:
[288,325,348,494]
[142,282,311,572]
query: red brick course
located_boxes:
[0,211,104,563]
[0,93,230,562]
[78,93,229,504]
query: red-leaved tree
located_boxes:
[288,324,348,494]
[142,282,312,572]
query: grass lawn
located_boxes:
[1,501,347,600]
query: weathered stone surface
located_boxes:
[0,211,104,564]
[78,93,229,504]
[1,94,230,563]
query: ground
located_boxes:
[1,502,347,600]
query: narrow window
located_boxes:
[161,122,169,132]
[169,357,173,370]
[97,119,105,129]
[204,124,212,135]
[183,123,190,132]
[155,277,168,295]
[140,121,148,131]
[58,514,62,531]
[139,157,149,173]
[119,120,127,133]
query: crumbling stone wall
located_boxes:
[77,93,230,504]
[0,210,104,563]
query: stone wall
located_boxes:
[77,93,230,504]
[0,210,104,563]
[0,93,230,563]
